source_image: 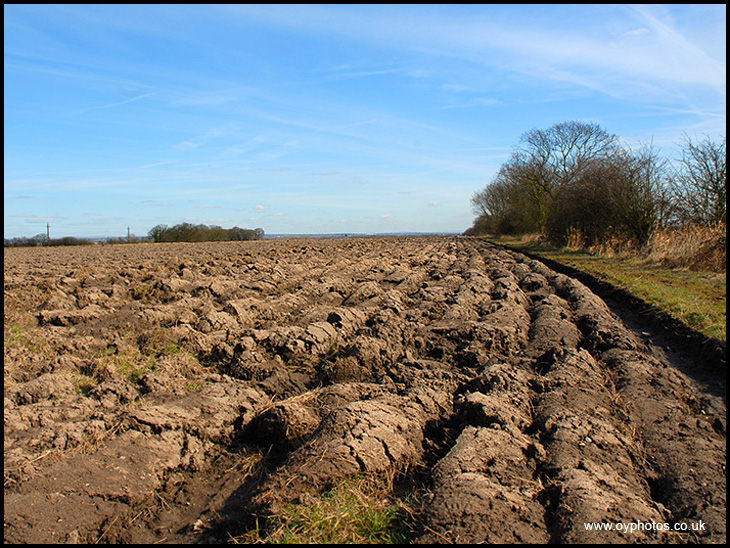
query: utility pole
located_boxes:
[46,223,50,244]
[127,226,131,243]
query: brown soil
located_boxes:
[4,237,725,544]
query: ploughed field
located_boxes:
[4,237,725,543]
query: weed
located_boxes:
[235,474,415,544]
[8,323,23,342]
[73,374,97,395]
[163,342,183,355]
[93,338,157,385]
[185,379,207,393]
[5,322,52,355]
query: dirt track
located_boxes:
[4,236,726,543]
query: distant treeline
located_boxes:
[4,223,265,247]
[4,235,95,247]
[148,223,265,243]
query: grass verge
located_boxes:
[485,234,726,343]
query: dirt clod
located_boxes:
[4,237,725,544]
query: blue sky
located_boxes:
[4,4,726,238]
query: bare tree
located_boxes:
[519,121,618,187]
[501,121,619,232]
[671,134,726,226]
[471,162,544,234]
[471,177,510,219]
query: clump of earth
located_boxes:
[4,237,725,543]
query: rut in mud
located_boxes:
[4,237,725,544]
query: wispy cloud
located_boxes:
[11,213,64,224]
[225,4,725,105]
[172,125,237,151]
[441,97,501,110]
[70,91,157,116]
[130,199,172,207]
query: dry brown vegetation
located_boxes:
[560,224,726,274]
[643,225,726,273]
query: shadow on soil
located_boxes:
[496,242,726,400]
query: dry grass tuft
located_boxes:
[580,224,726,273]
[645,224,726,272]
